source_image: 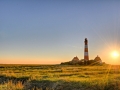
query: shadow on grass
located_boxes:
[1,75,120,90]
[0,75,29,84]
[24,80,83,90]
[24,80,55,90]
[24,80,120,90]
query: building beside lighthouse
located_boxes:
[61,38,104,65]
[94,55,102,64]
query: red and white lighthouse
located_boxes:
[84,38,89,64]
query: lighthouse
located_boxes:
[84,38,89,65]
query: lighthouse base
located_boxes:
[84,60,89,65]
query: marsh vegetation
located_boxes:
[0,64,120,90]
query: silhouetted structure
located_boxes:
[84,38,89,65]
[61,38,105,65]
[70,56,80,65]
[94,55,102,64]
[72,56,79,61]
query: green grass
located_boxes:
[0,64,120,90]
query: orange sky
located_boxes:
[0,1,120,65]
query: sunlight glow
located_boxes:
[111,51,119,58]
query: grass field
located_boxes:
[0,64,120,90]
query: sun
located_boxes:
[111,51,119,58]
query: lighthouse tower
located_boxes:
[84,38,89,65]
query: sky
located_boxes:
[0,0,120,64]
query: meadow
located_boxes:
[0,64,120,90]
